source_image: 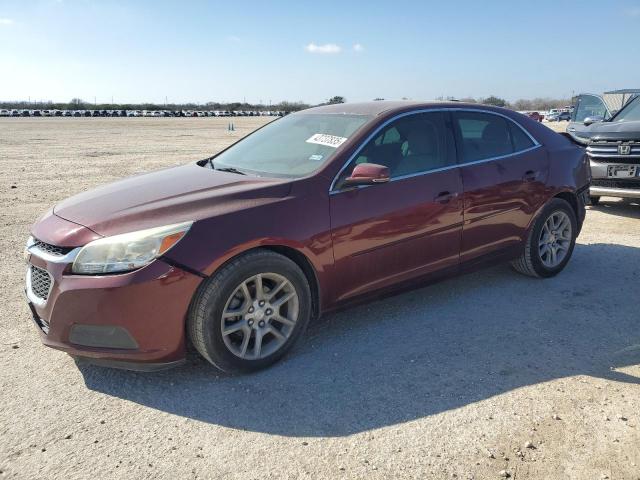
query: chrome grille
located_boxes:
[32,238,71,257]
[587,141,640,160]
[29,266,52,301]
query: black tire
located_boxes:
[187,249,312,374]
[511,198,578,278]
[589,195,601,206]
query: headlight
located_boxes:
[72,222,192,274]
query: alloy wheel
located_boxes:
[538,210,572,268]
[220,273,299,360]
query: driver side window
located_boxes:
[337,111,454,187]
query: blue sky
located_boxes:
[1,0,639,104]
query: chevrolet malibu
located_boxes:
[25,101,590,373]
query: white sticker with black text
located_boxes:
[306,133,348,148]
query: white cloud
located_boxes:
[628,7,640,16]
[305,43,342,54]
[353,43,364,52]
[0,18,14,25]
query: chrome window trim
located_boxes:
[329,107,541,194]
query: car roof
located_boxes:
[604,89,640,95]
[300,100,471,117]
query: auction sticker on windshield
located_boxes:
[306,133,348,148]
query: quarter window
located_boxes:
[454,112,533,163]
[509,122,535,151]
[336,111,454,188]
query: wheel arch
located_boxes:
[200,244,322,321]
[553,190,584,233]
[524,189,582,242]
[260,245,321,321]
[553,190,578,216]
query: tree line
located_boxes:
[0,98,312,113]
[0,95,572,112]
[435,95,573,111]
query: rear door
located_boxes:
[329,111,463,302]
[452,110,548,263]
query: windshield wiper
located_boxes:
[207,158,248,175]
[214,166,247,176]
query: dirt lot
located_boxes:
[1,118,639,480]
[543,120,570,133]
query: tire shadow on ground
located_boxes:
[78,242,640,437]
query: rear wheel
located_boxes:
[589,195,601,206]
[187,250,312,374]
[511,198,577,278]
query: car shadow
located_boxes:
[78,242,640,437]
[589,198,640,219]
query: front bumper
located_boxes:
[590,186,640,199]
[589,158,640,199]
[25,240,203,370]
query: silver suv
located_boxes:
[567,91,640,204]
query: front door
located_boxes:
[329,111,463,302]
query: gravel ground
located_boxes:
[1,118,639,480]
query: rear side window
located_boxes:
[454,112,534,163]
[509,122,535,151]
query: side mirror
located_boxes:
[583,116,604,126]
[343,163,390,187]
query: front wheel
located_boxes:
[187,250,312,374]
[511,198,577,278]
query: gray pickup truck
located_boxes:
[567,90,640,204]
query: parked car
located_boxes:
[0,109,10,117]
[24,101,589,374]
[566,90,640,139]
[546,111,571,122]
[526,111,544,122]
[566,95,640,204]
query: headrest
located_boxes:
[407,126,437,155]
[481,121,509,144]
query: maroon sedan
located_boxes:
[25,101,590,373]
[526,111,544,122]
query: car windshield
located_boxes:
[612,97,640,122]
[211,113,372,177]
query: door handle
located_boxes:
[434,191,458,203]
[522,170,538,182]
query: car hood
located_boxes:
[53,163,292,237]
[586,120,640,141]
